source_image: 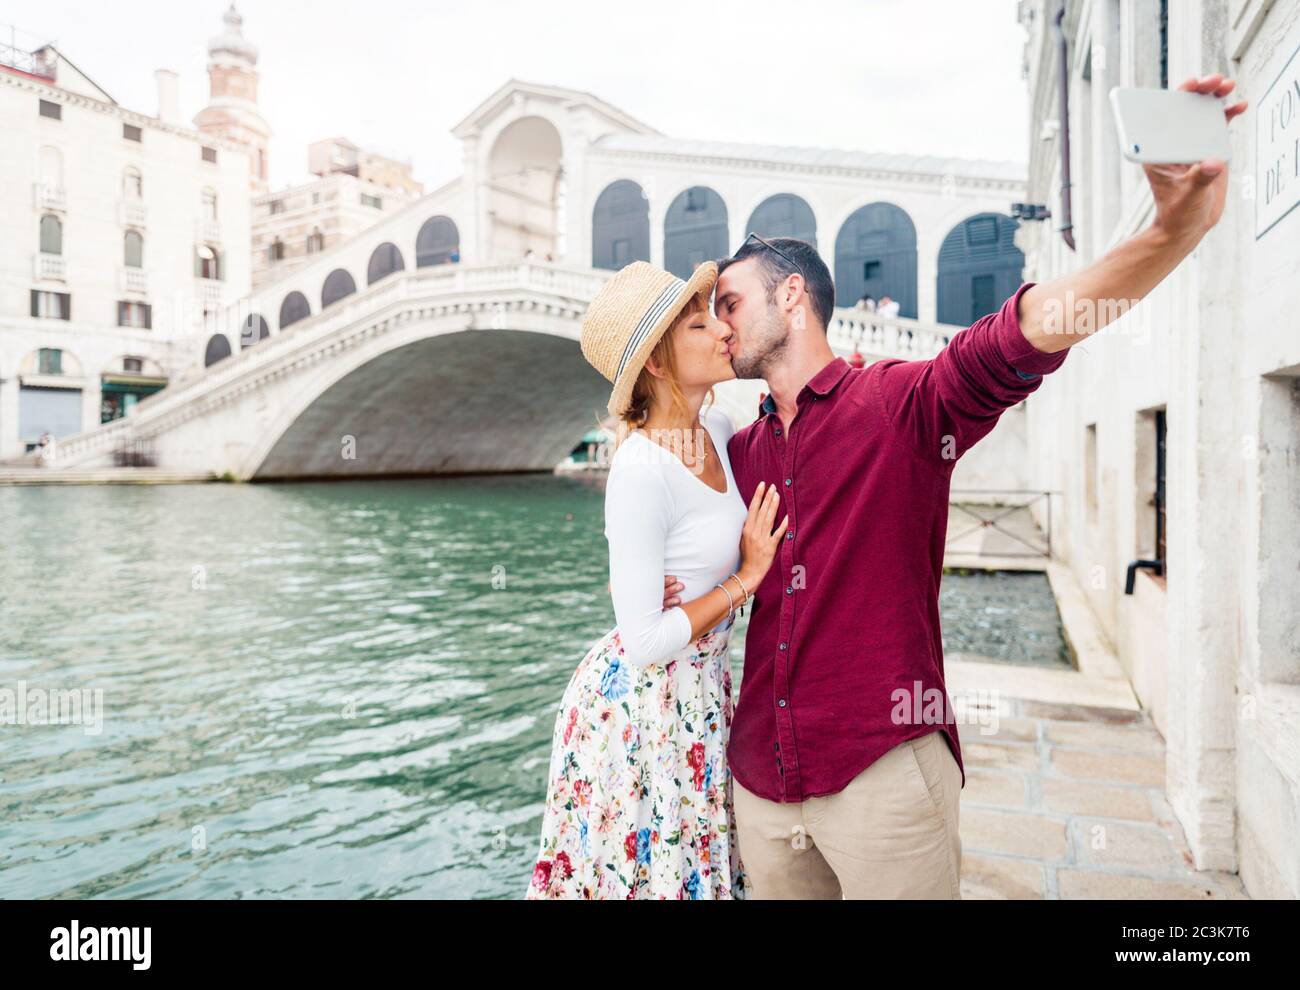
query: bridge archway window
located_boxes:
[745,193,817,248]
[833,203,917,315]
[122,166,143,201]
[416,216,460,267]
[936,213,1024,325]
[268,238,285,263]
[279,290,311,330]
[204,333,232,368]
[40,214,62,255]
[124,230,144,269]
[241,314,270,350]
[306,228,324,254]
[488,116,563,261]
[367,242,405,285]
[664,186,728,279]
[592,180,650,271]
[321,269,357,309]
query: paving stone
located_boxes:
[1058,869,1226,900]
[962,767,1030,808]
[1068,819,1188,874]
[962,806,1069,861]
[961,853,1046,899]
[1050,747,1165,786]
[1041,777,1156,821]
[1042,718,1164,754]
[1018,700,1147,725]
[962,739,1041,771]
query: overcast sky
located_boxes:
[5,0,1030,190]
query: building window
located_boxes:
[268,238,285,262]
[1158,0,1169,89]
[38,347,64,374]
[117,301,152,329]
[39,98,61,120]
[30,290,71,320]
[195,245,222,280]
[268,199,285,215]
[361,193,383,210]
[201,188,218,221]
[123,166,143,200]
[124,230,144,268]
[123,356,144,373]
[306,229,324,253]
[1084,423,1099,526]
[201,145,217,163]
[123,123,142,142]
[312,192,320,205]
[40,214,63,255]
[1154,410,1166,572]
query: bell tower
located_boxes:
[193,4,271,192]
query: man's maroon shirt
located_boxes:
[725,283,1067,802]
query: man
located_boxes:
[661,74,1245,898]
[877,294,900,317]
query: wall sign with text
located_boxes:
[1256,39,1300,238]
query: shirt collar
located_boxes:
[758,357,852,418]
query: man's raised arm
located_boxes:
[1018,74,1248,355]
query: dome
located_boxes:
[208,4,258,62]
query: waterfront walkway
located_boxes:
[948,660,1247,899]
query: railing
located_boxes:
[33,183,65,211]
[34,252,65,280]
[196,219,222,244]
[120,267,148,295]
[1,42,56,80]
[112,437,156,468]
[196,278,224,308]
[120,200,147,227]
[827,309,956,361]
[946,490,1056,560]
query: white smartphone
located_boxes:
[1109,87,1231,164]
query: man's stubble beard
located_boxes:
[730,305,789,381]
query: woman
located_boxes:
[526,261,787,900]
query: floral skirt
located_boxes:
[526,625,746,899]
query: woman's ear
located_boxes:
[642,355,666,380]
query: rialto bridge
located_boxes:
[10,79,1017,478]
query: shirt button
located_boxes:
[774,427,782,437]
[778,699,787,708]
[786,531,794,540]
[784,478,792,487]
[785,586,793,595]
[779,642,787,650]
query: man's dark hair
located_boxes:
[717,237,836,329]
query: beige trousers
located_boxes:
[733,729,962,899]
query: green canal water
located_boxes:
[0,477,1066,899]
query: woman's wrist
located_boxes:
[733,569,759,601]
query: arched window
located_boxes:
[40,214,62,255]
[367,242,405,285]
[203,333,232,367]
[123,167,143,201]
[306,228,324,254]
[201,187,218,222]
[936,213,1024,325]
[195,245,221,280]
[592,180,650,271]
[321,269,357,308]
[415,216,460,267]
[124,230,144,268]
[833,203,918,314]
[241,314,270,349]
[279,291,310,330]
[663,186,728,279]
[746,194,817,248]
[268,238,285,262]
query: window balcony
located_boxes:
[196,219,222,243]
[120,200,147,227]
[33,183,66,211]
[34,252,66,281]
[121,267,148,295]
[196,278,224,309]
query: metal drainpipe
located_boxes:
[1051,5,1076,251]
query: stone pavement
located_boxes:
[949,693,1247,899]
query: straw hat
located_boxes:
[580,260,718,417]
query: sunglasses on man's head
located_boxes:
[732,232,807,282]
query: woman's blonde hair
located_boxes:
[615,293,714,443]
